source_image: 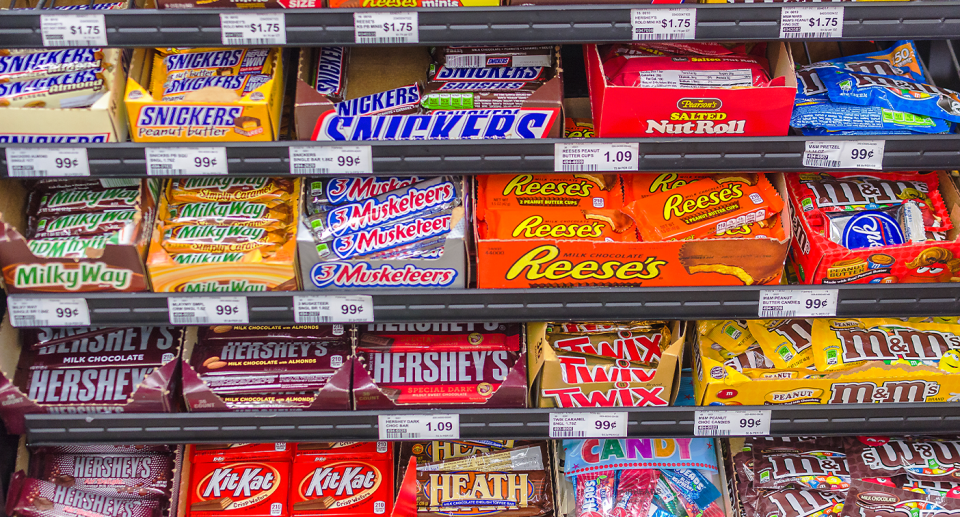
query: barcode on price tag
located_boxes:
[549,412,627,439]
[167,296,249,325]
[554,143,639,172]
[354,12,418,44]
[220,12,286,45]
[696,410,770,436]
[803,140,884,170]
[145,147,228,176]
[780,6,843,39]
[759,289,838,318]
[631,8,696,41]
[5,148,90,178]
[9,297,91,327]
[289,146,372,175]
[379,414,459,440]
[294,295,373,323]
[41,14,108,47]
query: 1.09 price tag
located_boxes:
[288,146,372,175]
[379,414,459,440]
[555,143,639,172]
[145,148,228,176]
[5,148,90,178]
[168,296,249,325]
[695,410,770,436]
[9,297,91,327]
[550,412,627,439]
[294,295,373,323]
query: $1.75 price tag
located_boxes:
[555,143,639,172]
[379,414,459,440]
[354,12,419,44]
[803,140,884,170]
[41,14,108,47]
[631,8,696,41]
[168,296,249,325]
[5,148,90,178]
[780,6,843,39]
[549,412,627,439]
[289,146,372,175]
[220,12,286,45]
[695,410,770,437]
[293,295,373,323]
[145,147,227,176]
[8,296,91,327]
[759,289,838,318]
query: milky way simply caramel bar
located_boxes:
[6,472,160,517]
[29,452,173,499]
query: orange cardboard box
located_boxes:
[475,173,792,288]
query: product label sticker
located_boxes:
[168,296,249,325]
[759,289,838,318]
[41,14,108,47]
[695,409,771,436]
[780,6,844,39]
[803,140,884,170]
[145,147,228,176]
[555,142,639,172]
[550,412,628,439]
[289,146,372,175]
[220,12,286,46]
[631,8,696,41]
[379,414,459,440]
[293,295,373,323]
[5,148,90,178]
[354,12,419,44]
[9,296,91,327]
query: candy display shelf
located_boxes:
[8,283,960,326]
[2,2,960,47]
[22,403,960,444]
[3,135,960,177]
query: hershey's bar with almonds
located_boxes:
[29,453,173,499]
[21,327,181,371]
[6,472,159,517]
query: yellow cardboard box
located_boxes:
[124,48,284,143]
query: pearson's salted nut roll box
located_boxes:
[125,48,285,143]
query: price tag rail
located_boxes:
[3,135,960,177]
[22,402,960,445]
[8,282,960,327]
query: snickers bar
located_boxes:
[0,48,104,83]
[333,83,421,117]
[433,46,554,69]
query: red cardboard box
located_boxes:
[584,43,796,137]
[789,171,960,284]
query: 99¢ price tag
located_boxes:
[555,143,639,172]
[9,297,91,327]
[145,147,228,176]
[695,410,770,436]
[631,8,696,41]
[354,12,419,44]
[549,412,627,439]
[5,148,90,178]
[289,146,372,175]
[379,414,459,440]
[759,289,838,318]
[168,296,249,325]
[220,12,286,46]
[803,140,884,170]
[41,14,108,47]
[294,295,373,323]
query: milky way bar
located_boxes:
[19,327,180,371]
[31,186,140,217]
[7,472,159,517]
[334,83,421,117]
[30,452,173,499]
[358,322,521,352]
[192,339,350,377]
[0,68,105,108]
[161,74,271,102]
[430,64,545,82]
[200,325,348,342]
[0,48,104,83]
[315,47,346,99]
[29,209,138,239]
[421,87,536,110]
[434,46,554,69]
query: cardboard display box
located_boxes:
[125,48,285,143]
[295,47,563,141]
[692,324,960,405]
[789,171,960,284]
[0,316,181,435]
[0,48,128,144]
[584,42,796,137]
[297,177,468,290]
[0,179,157,294]
[146,178,301,292]
[180,326,352,412]
[475,173,792,288]
[527,321,684,408]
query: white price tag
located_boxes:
[145,147,228,176]
[5,148,89,178]
[549,412,627,439]
[41,14,107,47]
[555,143,639,172]
[9,297,91,327]
[780,6,843,39]
[759,289,838,318]
[289,146,372,175]
[220,12,286,46]
[294,295,373,323]
[696,410,770,436]
[379,414,459,440]
[631,8,696,41]
[354,12,419,44]
[167,296,249,325]
[803,140,884,170]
